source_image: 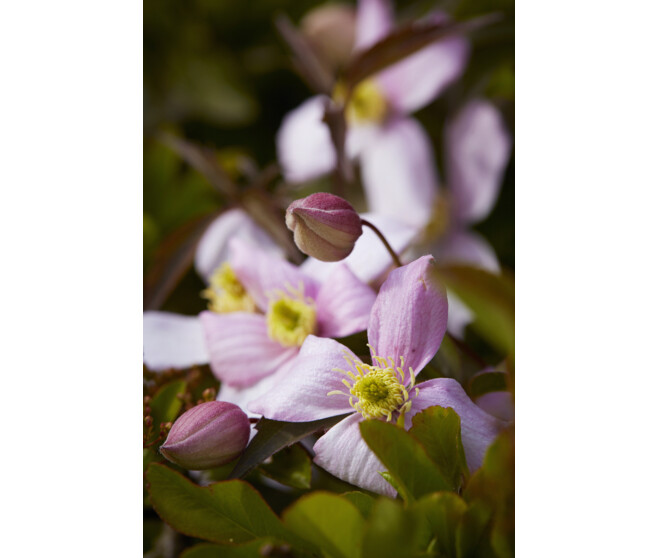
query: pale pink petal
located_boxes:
[143,311,209,371]
[445,99,512,225]
[405,378,506,472]
[475,391,514,422]
[360,117,440,228]
[354,0,394,52]
[377,17,469,114]
[248,336,357,421]
[446,291,474,338]
[229,237,320,311]
[300,212,419,284]
[199,311,298,388]
[313,413,395,496]
[316,265,376,338]
[276,96,336,183]
[194,209,284,283]
[368,255,448,374]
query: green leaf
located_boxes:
[456,502,496,558]
[432,265,514,358]
[147,380,187,444]
[341,492,376,519]
[413,493,468,558]
[359,420,451,501]
[409,406,469,491]
[229,415,349,480]
[283,492,365,558]
[146,464,305,548]
[468,371,509,399]
[361,498,429,558]
[181,540,282,558]
[260,444,312,490]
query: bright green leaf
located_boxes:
[283,492,365,558]
[359,420,451,501]
[341,491,375,519]
[409,406,469,491]
[146,464,305,548]
[260,444,312,490]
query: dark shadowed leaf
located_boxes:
[409,406,469,491]
[260,444,312,490]
[146,464,308,549]
[359,420,451,501]
[468,371,508,399]
[414,492,468,558]
[229,415,350,480]
[147,379,187,444]
[181,540,282,558]
[283,492,364,558]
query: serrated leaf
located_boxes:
[260,444,312,490]
[362,498,429,558]
[432,265,514,358]
[359,420,451,501]
[341,492,375,519]
[229,415,349,480]
[409,406,469,491]
[181,540,280,558]
[413,493,468,558]
[146,464,305,548]
[283,492,364,558]
[147,380,187,444]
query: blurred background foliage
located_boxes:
[144,0,514,315]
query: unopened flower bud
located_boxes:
[286,193,363,262]
[160,401,250,470]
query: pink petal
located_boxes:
[316,264,376,338]
[445,99,512,225]
[199,311,298,388]
[360,117,439,228]
[143,311,209,371]
[194,209,284,283]
[313,413,395,496]
[301,212,419,284]
[475,391,515,422]
[405,378,507,472]
[248,335,356,421]
[276,96,336,183]
[368,255,448,374]
[354,0,394,52]
[229,237,320,312]
[377,16,469,114]
[446,291,474,338]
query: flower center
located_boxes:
[328,349,419,422]
[266,287,317,347]
[202,263,256,314]
[333,79,388,124]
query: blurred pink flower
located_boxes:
[250,256,505,495]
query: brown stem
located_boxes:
[360,218,403,268]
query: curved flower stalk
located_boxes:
[277,0,469,228]
[250,256,506,495]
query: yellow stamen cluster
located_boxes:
[266,284,317,347]
[333,79,388,124]
[328,347,419,422]
[202,263,256,314]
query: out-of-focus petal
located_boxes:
[354,0,394,52]
[446,291,474,338]
[316,265,376,338]
[377,21,469,114]
[199,311,298,388]
[143,311,209,371]
[313,413,395,496]
[445,99,512,225]
[301,212,418,284]
[475,391,515,422]
[229,238,320,311]
[276,96,336,183]
[194,209,284,284]
[405,378,506,472]
[249,336,356,421]
[368,255,448,374]
[360,117,439,228]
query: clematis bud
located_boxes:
[160,401,250,470]
[286,193,363,261]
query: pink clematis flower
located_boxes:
[250,255,506,495]
[277,0,469,228]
